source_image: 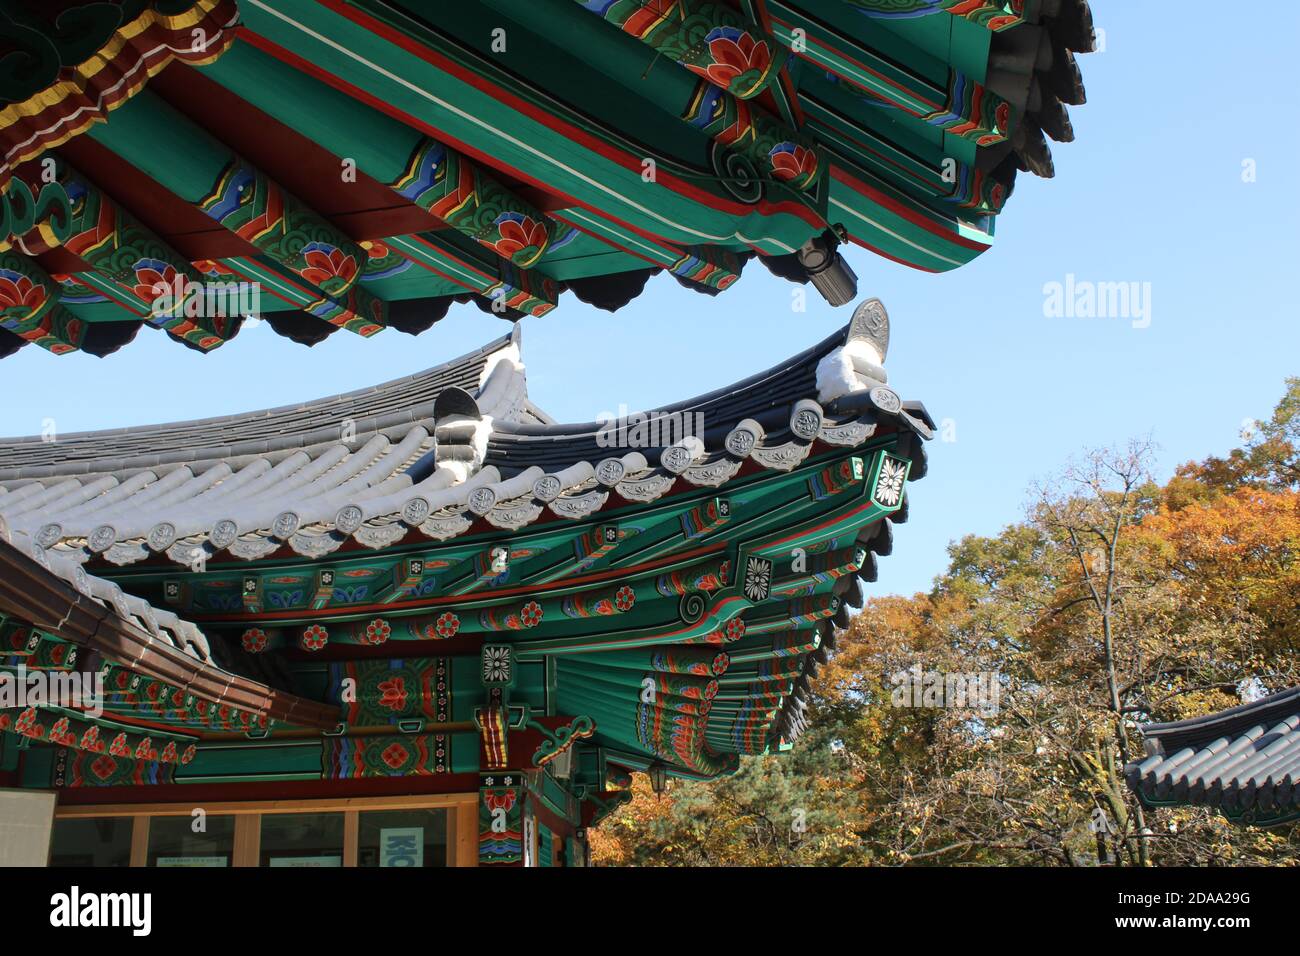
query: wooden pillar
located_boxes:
[129,815,149,867]
[232,814,260,867]
[342,811,359,867]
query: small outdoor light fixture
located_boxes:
[797,227,858,307]
[647,761,669,797]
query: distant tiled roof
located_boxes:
[1126,687,1300,827]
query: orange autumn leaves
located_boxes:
[1140,488,1300,647]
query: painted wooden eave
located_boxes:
[0,535,338,730]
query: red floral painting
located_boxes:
[690,27,773,95]
[769,143,817,184]
[0,270,46,315]
[492,212,548,264]
[301,242,359,289]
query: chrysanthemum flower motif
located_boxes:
[482,645,512,684]
[614,586,636,612]
[301,624,329,651]
[241,627,268,653]
[364,618,391,645]
[742,556,772,602]
[725,618,747,642]
[434,611,460,639]
[520,600,543,628]
[873,456,907,507]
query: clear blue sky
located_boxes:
[2,4,1297,597]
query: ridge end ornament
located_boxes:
[848,297,890,363]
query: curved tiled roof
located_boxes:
[1126,686,1300,826]
[0,329,544,482]
[0,300,928,579]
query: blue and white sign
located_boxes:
[379,827,423,867]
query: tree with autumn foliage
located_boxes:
[592,380,1300,866]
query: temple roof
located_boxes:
[0,300,927,571]
[0,0,1096,361]
[1126,687,1300,827]
[2,297,929,783]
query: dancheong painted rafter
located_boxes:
[0,0,1094,361]
[2,296,927,864]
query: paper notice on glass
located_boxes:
[269,855,342,867]
[155,855,228,867]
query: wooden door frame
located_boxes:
[54,793,478,867]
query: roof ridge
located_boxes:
[0,329,520,482]
[0,329,517,448]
